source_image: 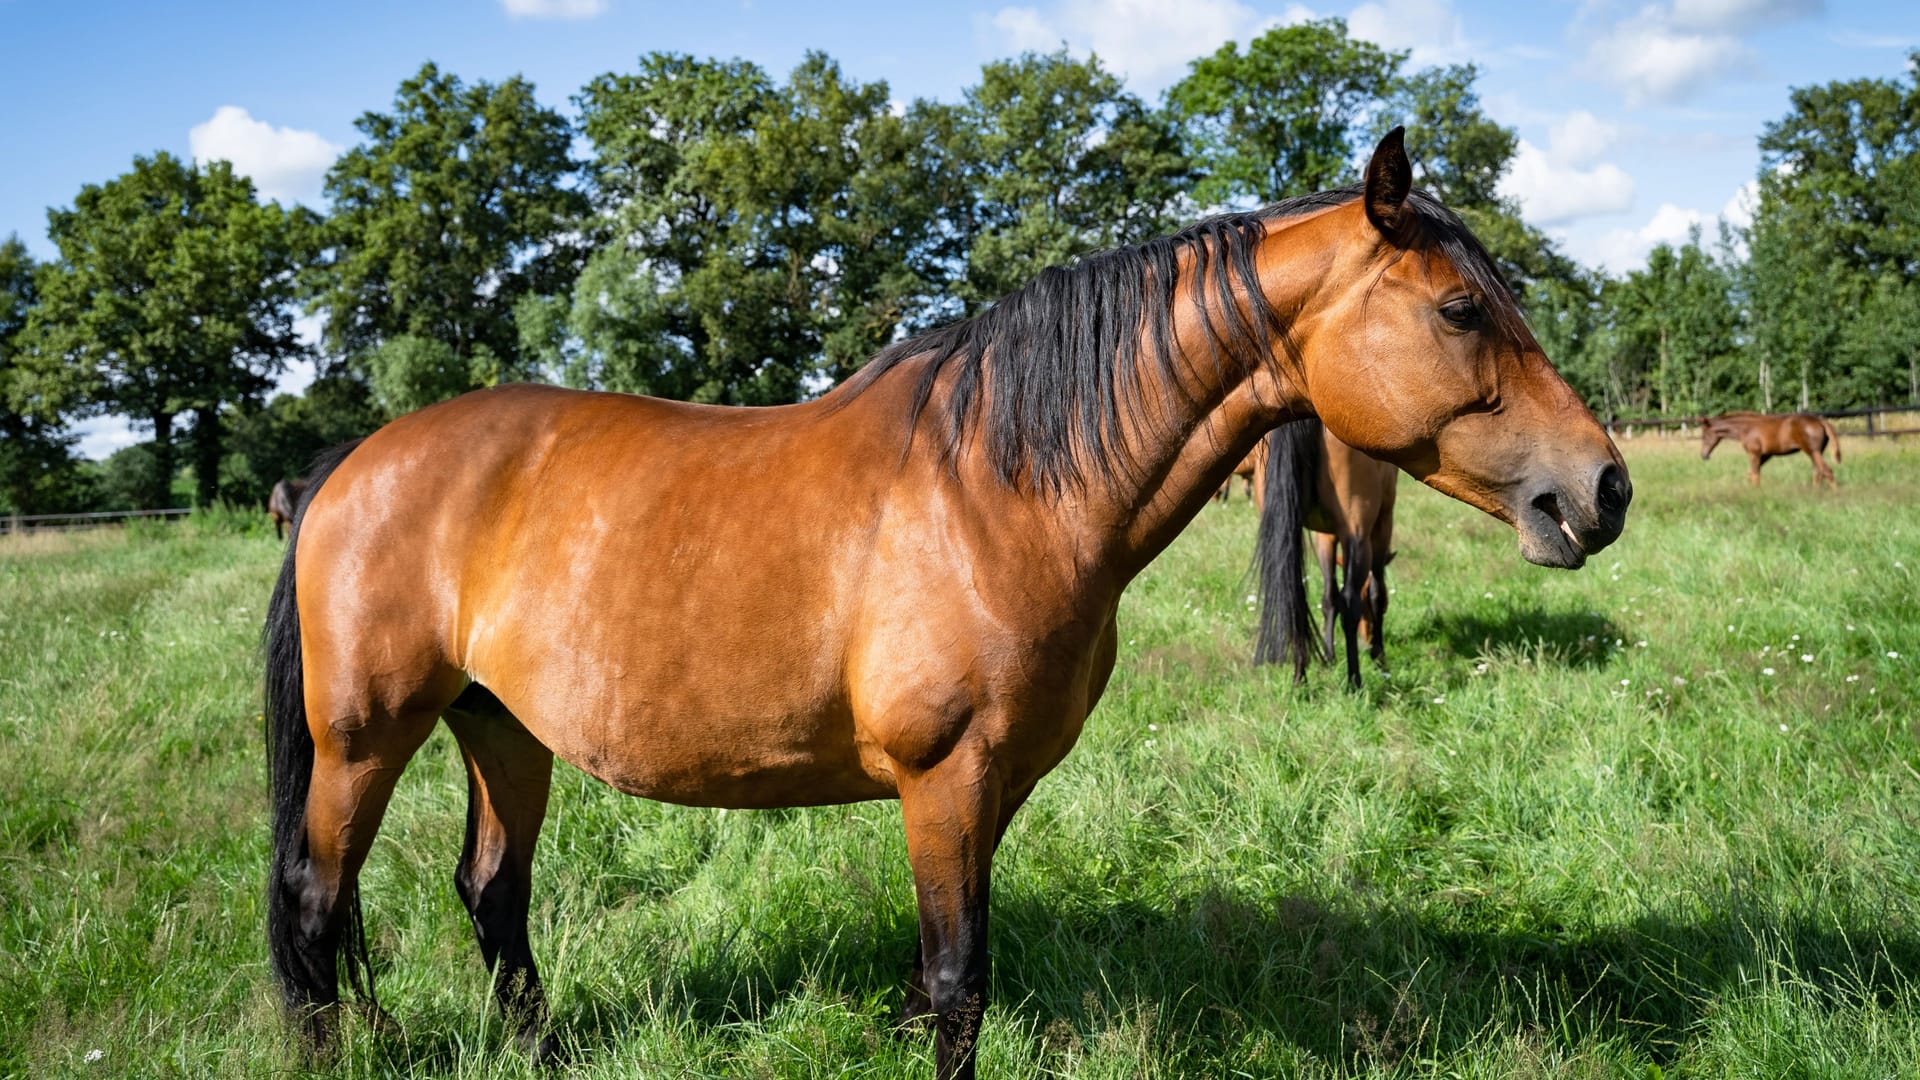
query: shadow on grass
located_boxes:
[1408,605,1627,670]
[368,877,1920,1073]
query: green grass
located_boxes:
[2,438,1918,1078]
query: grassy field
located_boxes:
[2,437,1917,1079]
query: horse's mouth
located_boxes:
[1519,491,1587,569]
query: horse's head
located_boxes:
[1282,129,1629,570]
[1700,419,1721,459]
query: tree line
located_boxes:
[2,25,1915,514]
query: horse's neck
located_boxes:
[1071,268,1319,578]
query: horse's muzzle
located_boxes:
[1516,462,1631,569]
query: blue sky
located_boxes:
[1,0,1914,456]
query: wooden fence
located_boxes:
[1602,404,1920,440]
[0,507,192,536]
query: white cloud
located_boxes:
[501,0,607,18]
[188,106,339,205]
[70,416,139,461]
[1720,178,1758,230]
[1586,13,1751,105]
[1583,203,1703,270]
[1498,128,1635,226]
[1580,0,1820,105]
[1546,110,1621,168]
[1348,0,1470,66]
[1669,0,1820,32]
[985,0,1315,87]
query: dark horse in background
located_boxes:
[266,478,307,540]
[1701,411,1841,487]
[1252,420,1400,690]
[261,131,1630,1080]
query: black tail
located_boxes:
[1252,419,1321,681]
[264,440,367,1019]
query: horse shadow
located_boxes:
[515,875,1920,1071]
[1406,605,1626,671]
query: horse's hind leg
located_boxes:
[442,686,557,1061]
[1314,532,1338,663]
[1747,450,1765,486]
[1338,537,1372,691]
[281,692,440,1043]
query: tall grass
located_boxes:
[1,437,1916,1078]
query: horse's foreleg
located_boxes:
[443,688,557,1062]
[1747,450,1764,486]
[899,753,1002,1080]
[277,696,437,1045]
[901,777,1032,1034]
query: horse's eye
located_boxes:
[1440,298,1481,327]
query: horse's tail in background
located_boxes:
[1253,418,1322,682]
[263,439,367,1019]
[1821,416,1842,462]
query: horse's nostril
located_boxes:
[1596,463,1631,517]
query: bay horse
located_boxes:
[1214,444,1259,501]
[1251,420,1399,689]
[1700,411,1840,487]
[263,131,1630,1079]
[266,478,306,540]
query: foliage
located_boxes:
[937,51,1193,311]
[22,154,310,507]
[1169,19,1404,205]
[0,235,86,514]
[1746,51,1920,410]
[220,374,386,505]
[315,62,586,413]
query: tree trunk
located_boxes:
[1657,324,1669,417]
[191,405,222,507]
[147,412,178,510]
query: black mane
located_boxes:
[841,184,1526,496]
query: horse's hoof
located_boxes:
[891,998,936,1042]
[356,1001,405,1042]
[521,1030,567,1068]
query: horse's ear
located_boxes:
[1364,127,1412,237]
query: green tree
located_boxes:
[221,373,386,503]
[25,155,309,507]
[1747,52,1920,408]
[935,51,1192,309]
[1169,19,1402,205]
[571,51,943,401]
[316,62,586,414]
[1610,231,1743,417]
[0,236,85,515]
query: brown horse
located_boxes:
[1215,444,1260,501]
[266,478,307,540]
[1251,421,1400,689]
[262,131,1629,1079]
[1701,411,1841,487]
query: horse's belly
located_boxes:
[509,691,896,809]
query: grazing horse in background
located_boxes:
[1215,444,1260,502]
[1701,411,1841,487]
[262,131,1630,1080]
[266,478,307,540]
[1251,421,1400,689]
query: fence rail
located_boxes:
[1,507,192,536]
[1602,404,1920,439]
